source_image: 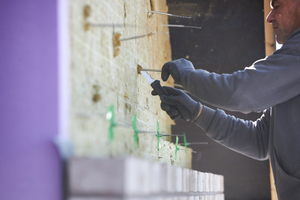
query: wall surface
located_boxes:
[0,1,61,200]
[70,0,192,168]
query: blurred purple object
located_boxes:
[0,1,62,200]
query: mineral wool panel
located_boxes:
[69,0,192,168]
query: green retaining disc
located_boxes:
[132,114,139,149]
[157,120,162,151]
[183,132,188,153]
[175,136,180,161]
[106,105,116,143]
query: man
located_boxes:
[152,0,300,199]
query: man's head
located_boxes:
[267,0,300,44]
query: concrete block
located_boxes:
[187,196,194,200]
[159,164,176,193]
[217,175,222,192]
[190,170,197,192]
[160,164,168,193]
[211,174,224,193]
[68,157,151,196]
[210,173,214,192]
[166,165,176,193]
[174,166,183,192]
[204,173,210,192]
[220,175,224,192]
[123,158,151,195]
[69,197,147,200]
[164,197,177,200]
[209,173,214,192]
[203,195,212,200]
[149,162,162,194]
[182,168,190,192]
[149,197,164,200]
[178,197,188,200]
[68,158,224,198]
[214,175,219,193]
[197,172,204,192]
[215,194,224,200]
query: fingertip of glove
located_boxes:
[161,72,169,82]
[161,62,171,81]
[151,90,157,96]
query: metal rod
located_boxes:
[115,121,132,128]
[88,22,202,30]
[157,134,184,137]
[148,10,191,19]
[140,69,162,72]
[174,83,183,88]
[114,124,168,134]
[177,148,197,153]
[120,32,156,41]
[88,23,146,28]
[163,24,202,29]
[178,142,208,145]
[120,34,147,41]
[138,130,166,134]
[109,114,184,137]
[89,23,126,28]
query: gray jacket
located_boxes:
[183,29,300,199]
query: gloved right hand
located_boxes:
[161,58,195,84]
[152,86,202,122]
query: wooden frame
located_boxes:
[264,1,278,200]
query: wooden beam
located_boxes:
[264,1,277,200]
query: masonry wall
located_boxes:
[70,0,192,168]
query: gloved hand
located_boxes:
[161,58,195,84]
[152,86,201,122]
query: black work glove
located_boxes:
[152,86,201,122]
[161,58,195,84]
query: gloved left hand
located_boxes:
[151,86,201,122]
[161,58,195,84]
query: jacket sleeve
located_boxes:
[181,46,300,113]
[195,106,271,160]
